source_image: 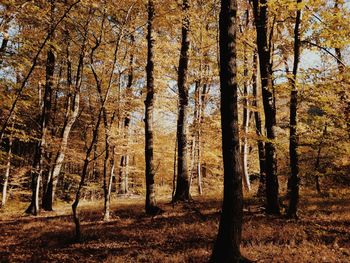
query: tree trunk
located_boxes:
[211,0,247,261]
[118,38,134,195]
[193,81,203,195]
[42,35,81,210]
[118,155,126,194]
[252,0,280,215]
[0,29,9,65]
[287,0,302,219]
[144,0,160,215]
[104,146,115,221]
[25,47,55,215]
[314,124,327,194]
[172,135,178,199]
[1,130,13,208]
[189,136,196,191]
[102,133,110,220]
[173,0,191,202]
[241,46,251,191]
[252,52,266,197]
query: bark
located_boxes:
[314,124,327,194]
[193,81,203,195]
[252,0,280,215]
[172,135,178,199]
[144,0,159,214]
[118,36,134,195]
[241,46,251,191]
[118,155,128,194]
[104,146,115,221]
[252,52,266,197]
[189,136,196,190]
[102,130,110,220]
[211,0,247,261]
[42,31,82,211]
[25,46,55,215]
[287,0,302,219]
[0,30,9,65]
[173,0,191,202]
[1,128,13,207]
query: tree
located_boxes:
[144,0,160,215]
[241,10,251,191]
[25,12,56,215]
[287,0,302,219]
[42,22,82,211]
[252,0,280,215]
[251,51,266,197]
[211,0,247,261]
[1,121,13,207]
[173,0,191,202]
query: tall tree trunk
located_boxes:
[287,0,302,219]
[42,33,82,211]
[173,0,191,202]
[1,127,13,208]
[118,38,134,195]
[104,146,115,221]
[252,51,266,197]
[102,129,110,220]
[172,135,178,199]
[211,0,247,261]
[26,0,56,215]
[144,0,160,215]
[252,0,280,215]
[194,81,203,195]
[314,124,327,194]
[241,46,251,191]
[25,47,55,215]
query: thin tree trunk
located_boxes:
[172,135,178,199]
[104,146,115,221]
[118,155,126,194]
[189,136,196,191]
[145,0,160,215]
[173,0,191,202]
[252,51,266,197]
[314,124,327,194]
[1,128,13,208]
[25,45,55,215]
[42,32,82,211]
[287,0,302,219]
[241,45,251,191]
[211,0,247,261]
[252,0,280,215]
[102,131,110,220]
[0,28,9,65]
[194,80,203,195]
[119,35,134,195]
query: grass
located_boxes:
[0,187,349,262]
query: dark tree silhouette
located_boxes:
[173,0,191,202]
[211,0,249,262]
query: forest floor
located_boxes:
[0,188,350,263]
